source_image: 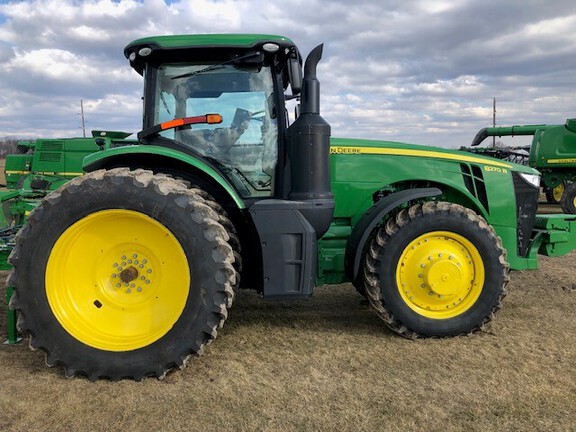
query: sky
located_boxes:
[0,0,574,148]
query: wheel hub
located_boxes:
[396,231,485,319]
[119,266,139,283]
[110,253,153,296]
[425,260,462,296]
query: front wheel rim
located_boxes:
[46,209,190,351]
[396,231,485,319]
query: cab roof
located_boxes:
[126,34,295,50]
[124,34,299,74]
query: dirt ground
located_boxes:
[1,251,575,432]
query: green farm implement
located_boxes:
[466,119,576,213]
[0,130,136,224]
[4,34,576,380]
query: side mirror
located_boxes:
[287,58,302,95]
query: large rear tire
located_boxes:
[8,168,237,380]
[363,201,509,338]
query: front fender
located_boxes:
[344,187,442,281]
[83,145,245,208]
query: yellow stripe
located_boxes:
[4,171,83,176]
[330,146,513,168]
[547,158,576,164]
[5,170,30,175]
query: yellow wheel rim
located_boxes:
[553,184,565,202]
[396,231,484,320]
[46,210,190,351]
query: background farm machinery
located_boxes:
[0,130,135,225]
[463,119,576,213]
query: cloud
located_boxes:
[0,0,574,149]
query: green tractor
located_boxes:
[468,120,576,213]
[7,34,576,380]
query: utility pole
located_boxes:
[79,100,86,138]
[492,97,496,148]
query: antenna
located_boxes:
[79,100,86,138]
[492,97,496,148]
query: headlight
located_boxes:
[519,172,540,188]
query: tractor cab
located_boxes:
[119,34,334,300]
[124,35,303,199]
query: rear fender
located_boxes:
[344,187,442,281]
[83,145,245,208]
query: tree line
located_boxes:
[0,138,25,158]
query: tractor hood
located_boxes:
[330,137,540,176]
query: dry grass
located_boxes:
[0,158,6,185]
[1,253,576,432]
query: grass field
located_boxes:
[1,252,575,431]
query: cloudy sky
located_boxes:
[0,0,574,148]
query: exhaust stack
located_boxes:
[287,43,334,238]
[300,44,323,115]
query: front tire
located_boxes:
[8,168,237,380]
[363,201,509,338]
[560,182,576,214]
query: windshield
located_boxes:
[154,63,278,198]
